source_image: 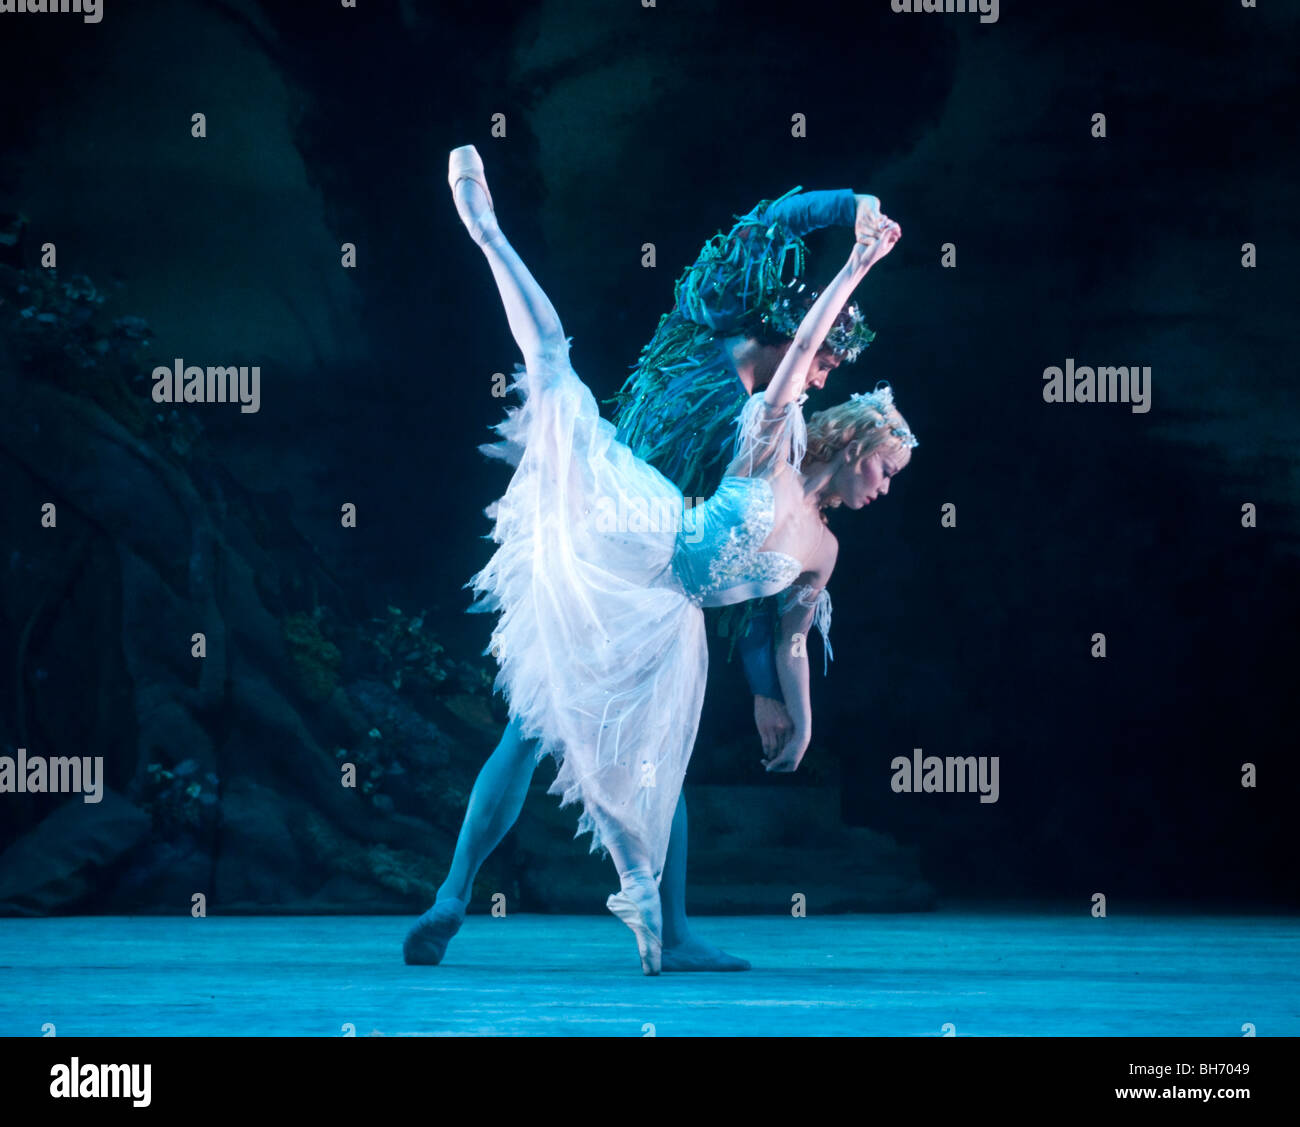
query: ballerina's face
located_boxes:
[825,438,910,510]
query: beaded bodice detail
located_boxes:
[672,475,802,608]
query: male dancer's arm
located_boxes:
[734,199,895,747]
[615,188,880,746]
[675,187,880,332]
[677,187,878,743]
[614,186,879,478]
[722,188,877,676]
[737,607,795,758]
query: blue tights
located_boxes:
[434,715,694,948]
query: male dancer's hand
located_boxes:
[763,730,810,774]
[851,217,902,270]
[854,193,883,244]
[755,695,794,758]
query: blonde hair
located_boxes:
[806,382,917,465]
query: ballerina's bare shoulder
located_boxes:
[759,464,838,583]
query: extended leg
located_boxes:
[403,715,537,965]
[452,146,662,974]
[659,792,751,971]
[450,148,568,371]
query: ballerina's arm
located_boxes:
[763,221,901,411]
[765,526,838,773]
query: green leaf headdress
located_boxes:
[757,280,877,364]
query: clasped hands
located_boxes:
[853,192,901,268]
[755,695,810,774]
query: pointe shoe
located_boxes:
[607,888,663,976]
[448,144,497,242]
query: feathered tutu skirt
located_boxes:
[468,340,707,883]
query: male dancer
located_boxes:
[405,181,882,971]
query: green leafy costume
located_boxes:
[608,186,862,699]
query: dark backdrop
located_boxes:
[0,0,1295,911]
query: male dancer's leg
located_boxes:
[406,757,750,968]
[660,793,751,971]
[439,716,537,904]
[403,715,535,964]
[404,711,657,968]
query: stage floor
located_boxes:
[1,911,1295,1036]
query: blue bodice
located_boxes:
[672,476,802,607]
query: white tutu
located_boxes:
[468,339,707,883]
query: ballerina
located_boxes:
[445,145,914,974]
[405,179,882,973]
